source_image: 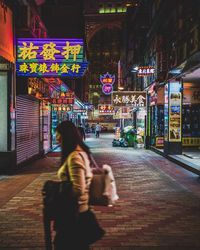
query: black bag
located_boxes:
[78,209,106,245]
[42,180,79,250]
[42,180,78,223]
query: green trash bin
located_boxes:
[122,126,137,147]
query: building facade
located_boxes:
[84,0,136,106]
[121,0,200,154]
[0,0,15,173]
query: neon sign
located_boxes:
[112,91,146,107]
[169,82,182,142]
[16,38,88,77]
[98,104,115,115]
[49,89,75,104]
[137,66,155,77]
[100,72,115,95]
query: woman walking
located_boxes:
[54,120,105,250]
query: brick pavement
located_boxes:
[0,134,200,250]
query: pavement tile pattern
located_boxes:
[0,134,200,250]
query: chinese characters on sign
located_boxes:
[52,105,71,111]
[98,104,115,115]
[100,72,115,95]
[50,98,74,105]
[164,83,169,141]
[49,90,75,104]
[73,109,86,113]
[102,85,113,94]
[112,91,146,107]
[137,66,155,77]
[113,107,132,119]
[16,38,88,77]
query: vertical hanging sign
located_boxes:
[168,82,182,142]
[164,83,169,141]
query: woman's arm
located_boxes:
[68,153,86,197]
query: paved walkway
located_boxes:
[152,147,200,175]
[0,133,200,249]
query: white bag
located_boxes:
[89,154,119,206]
[102,164,119,205]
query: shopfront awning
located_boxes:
[169,51,200,82]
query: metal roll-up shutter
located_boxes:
[16,96,40,165]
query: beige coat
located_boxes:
[57,146,93,213]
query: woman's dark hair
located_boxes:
[56,120,90,164]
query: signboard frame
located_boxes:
[112,91,146,107]
[16,38,88,77]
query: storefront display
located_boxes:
[136,107,146,137]
[148,83,164,148]
[149,106,156,146]
[157,106,164,137]
[155,106,164,147]
[164,81,182,155]
[169,91,181,142]
[41,101,51,153]
[182,82,200,146]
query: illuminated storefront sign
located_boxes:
[113,107,132,119]
[98,104,115,115]
[156,137,164,147]
[73,109,86,113]
[16,38,88,77]
[28,78,50,98]
[50,98,74,104]
[49,87,74,104]
[137,66,155,77]
[164,81,182,142]
[100,72,115,95]
[112,91,146,107]
[168,82,182,142]
[164,84,169,141]
[49,91,74,104]
[52,105,72,111]
[148,83,157,106]
[183,87,200,104]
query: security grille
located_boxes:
[16,96,40,164]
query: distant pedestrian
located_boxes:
[78,123,86,140]
[95,122,101,138]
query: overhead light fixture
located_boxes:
[131,66,139,73]
[118,86,124,90]
[169,69,182,74]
